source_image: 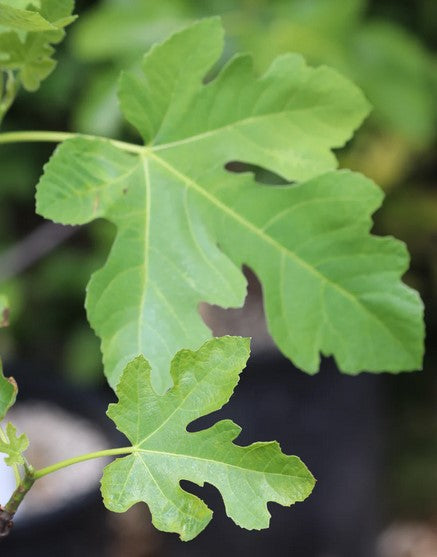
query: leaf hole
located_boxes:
[200,267,275,355]
[225,161,293,186]
[179,479,227,519]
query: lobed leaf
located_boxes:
[101,337,315,540]
[0,0,76,92]
[36,18,425,392]
[0,3,55,32]
[0,422,28,467]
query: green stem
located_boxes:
[0,446,133,536]
[33,446,133,479]
[0,71,19,125]
[0,462,35,537]
[0,130,145,154]
[3,463,35,517]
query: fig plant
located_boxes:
[0,1,425,542]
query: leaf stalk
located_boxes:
[0,446,133,537]
[33,446,133,479]
[0,71,18,126]
[0,130,145,154]
[0,463,34,538]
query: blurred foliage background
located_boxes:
[0,0,436,534]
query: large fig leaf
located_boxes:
[36,17,424,392]
[101,336,315,540]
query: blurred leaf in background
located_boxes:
[71,0,192,136]
[0,0,76,124]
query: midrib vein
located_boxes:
[137,155,151,353]
[148,150,352,298]
[132,447,306,480]
[147,151,409,354]
[151,103,341,153]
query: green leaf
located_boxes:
[0,1,38,8]
[0,422,28,466]
[0,3,55,32]
[73,67,122,136]
[0,360,17,421]
[236,0,435,145]
[0,0,76,92]
[36,138,137,224]
[349,21,435,145]
[0,299,16,422]
[71,0,191,63]
[0,0,40,8]
[101,337,315,541]
[36,18,424,392]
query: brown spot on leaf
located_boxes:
[7,376,17,395]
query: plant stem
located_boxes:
[0,71,18,126]
[4,463,35,516]
[0,446,133,536]
[0,130,145,154]
[33,446,133,479]
[0,463,34,537]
